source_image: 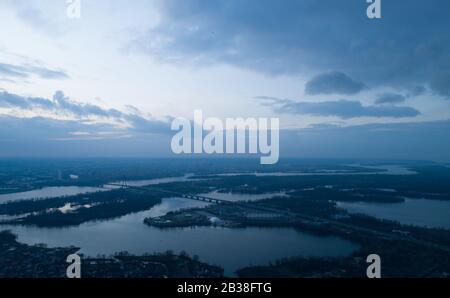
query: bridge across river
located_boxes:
[105,182,293,216]
[106,183,450,254]
[105,183,231,205]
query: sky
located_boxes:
[0,0,450,161]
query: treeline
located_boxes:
[237,238,450,278]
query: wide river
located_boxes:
[6,166,446,275]
[1,197,357,275]
[0,165,416,203]
[1,167,421,275]
[337,198,450,229]
[0,174,363,275]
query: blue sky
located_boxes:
[0,0,450,160]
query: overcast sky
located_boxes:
[0,0,450,160]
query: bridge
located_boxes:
[105,183,231,205]
[105,182,293,217]
[106,182,450,254]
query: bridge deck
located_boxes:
[105,183,229,204]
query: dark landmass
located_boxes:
[0,230,79,278]
[2,158,450,278]
[0,158,421,195]
[144,208,212,228]
[236,237,450,278]
[1,189,164,227]
[144,193,450,277]
[0,230,223,278]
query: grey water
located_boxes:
[0,175,196,203]
[0,186,108,203]
[3,197,358,276]
[198,190,288,202]
[0,165,415,204]
[337,198,450,229]
[111,174,197,187]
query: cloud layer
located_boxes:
[0,62,68,80]
[0,90,171,134]
[281,119,450,162]
[304,72,365,95]
[259,96,420,119]
[0,115,172,157]
[375,93,407,105]
[134,0,450,96]
[2,114,450,161]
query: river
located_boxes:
[337,198,450,229]
[2,197,358,276]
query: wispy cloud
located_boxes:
[0,90,171,134]
[258,96,421,119]
[0,62,69,80]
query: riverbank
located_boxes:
[0,230,223,278]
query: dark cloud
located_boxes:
[0,62,68,80]
[305,72,365,95]
[375,93,407,105]
[430,72,450,97]
[133,0,450,95]
[258,96,420,119]
[0,90,171,134]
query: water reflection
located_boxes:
[0,186,107,203]
[0,175,196,203]
[4,197,358,276]
[198,190,288,202]
[337,198,450,229]
[0,165,416,204]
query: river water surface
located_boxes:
[3,197,358,275]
